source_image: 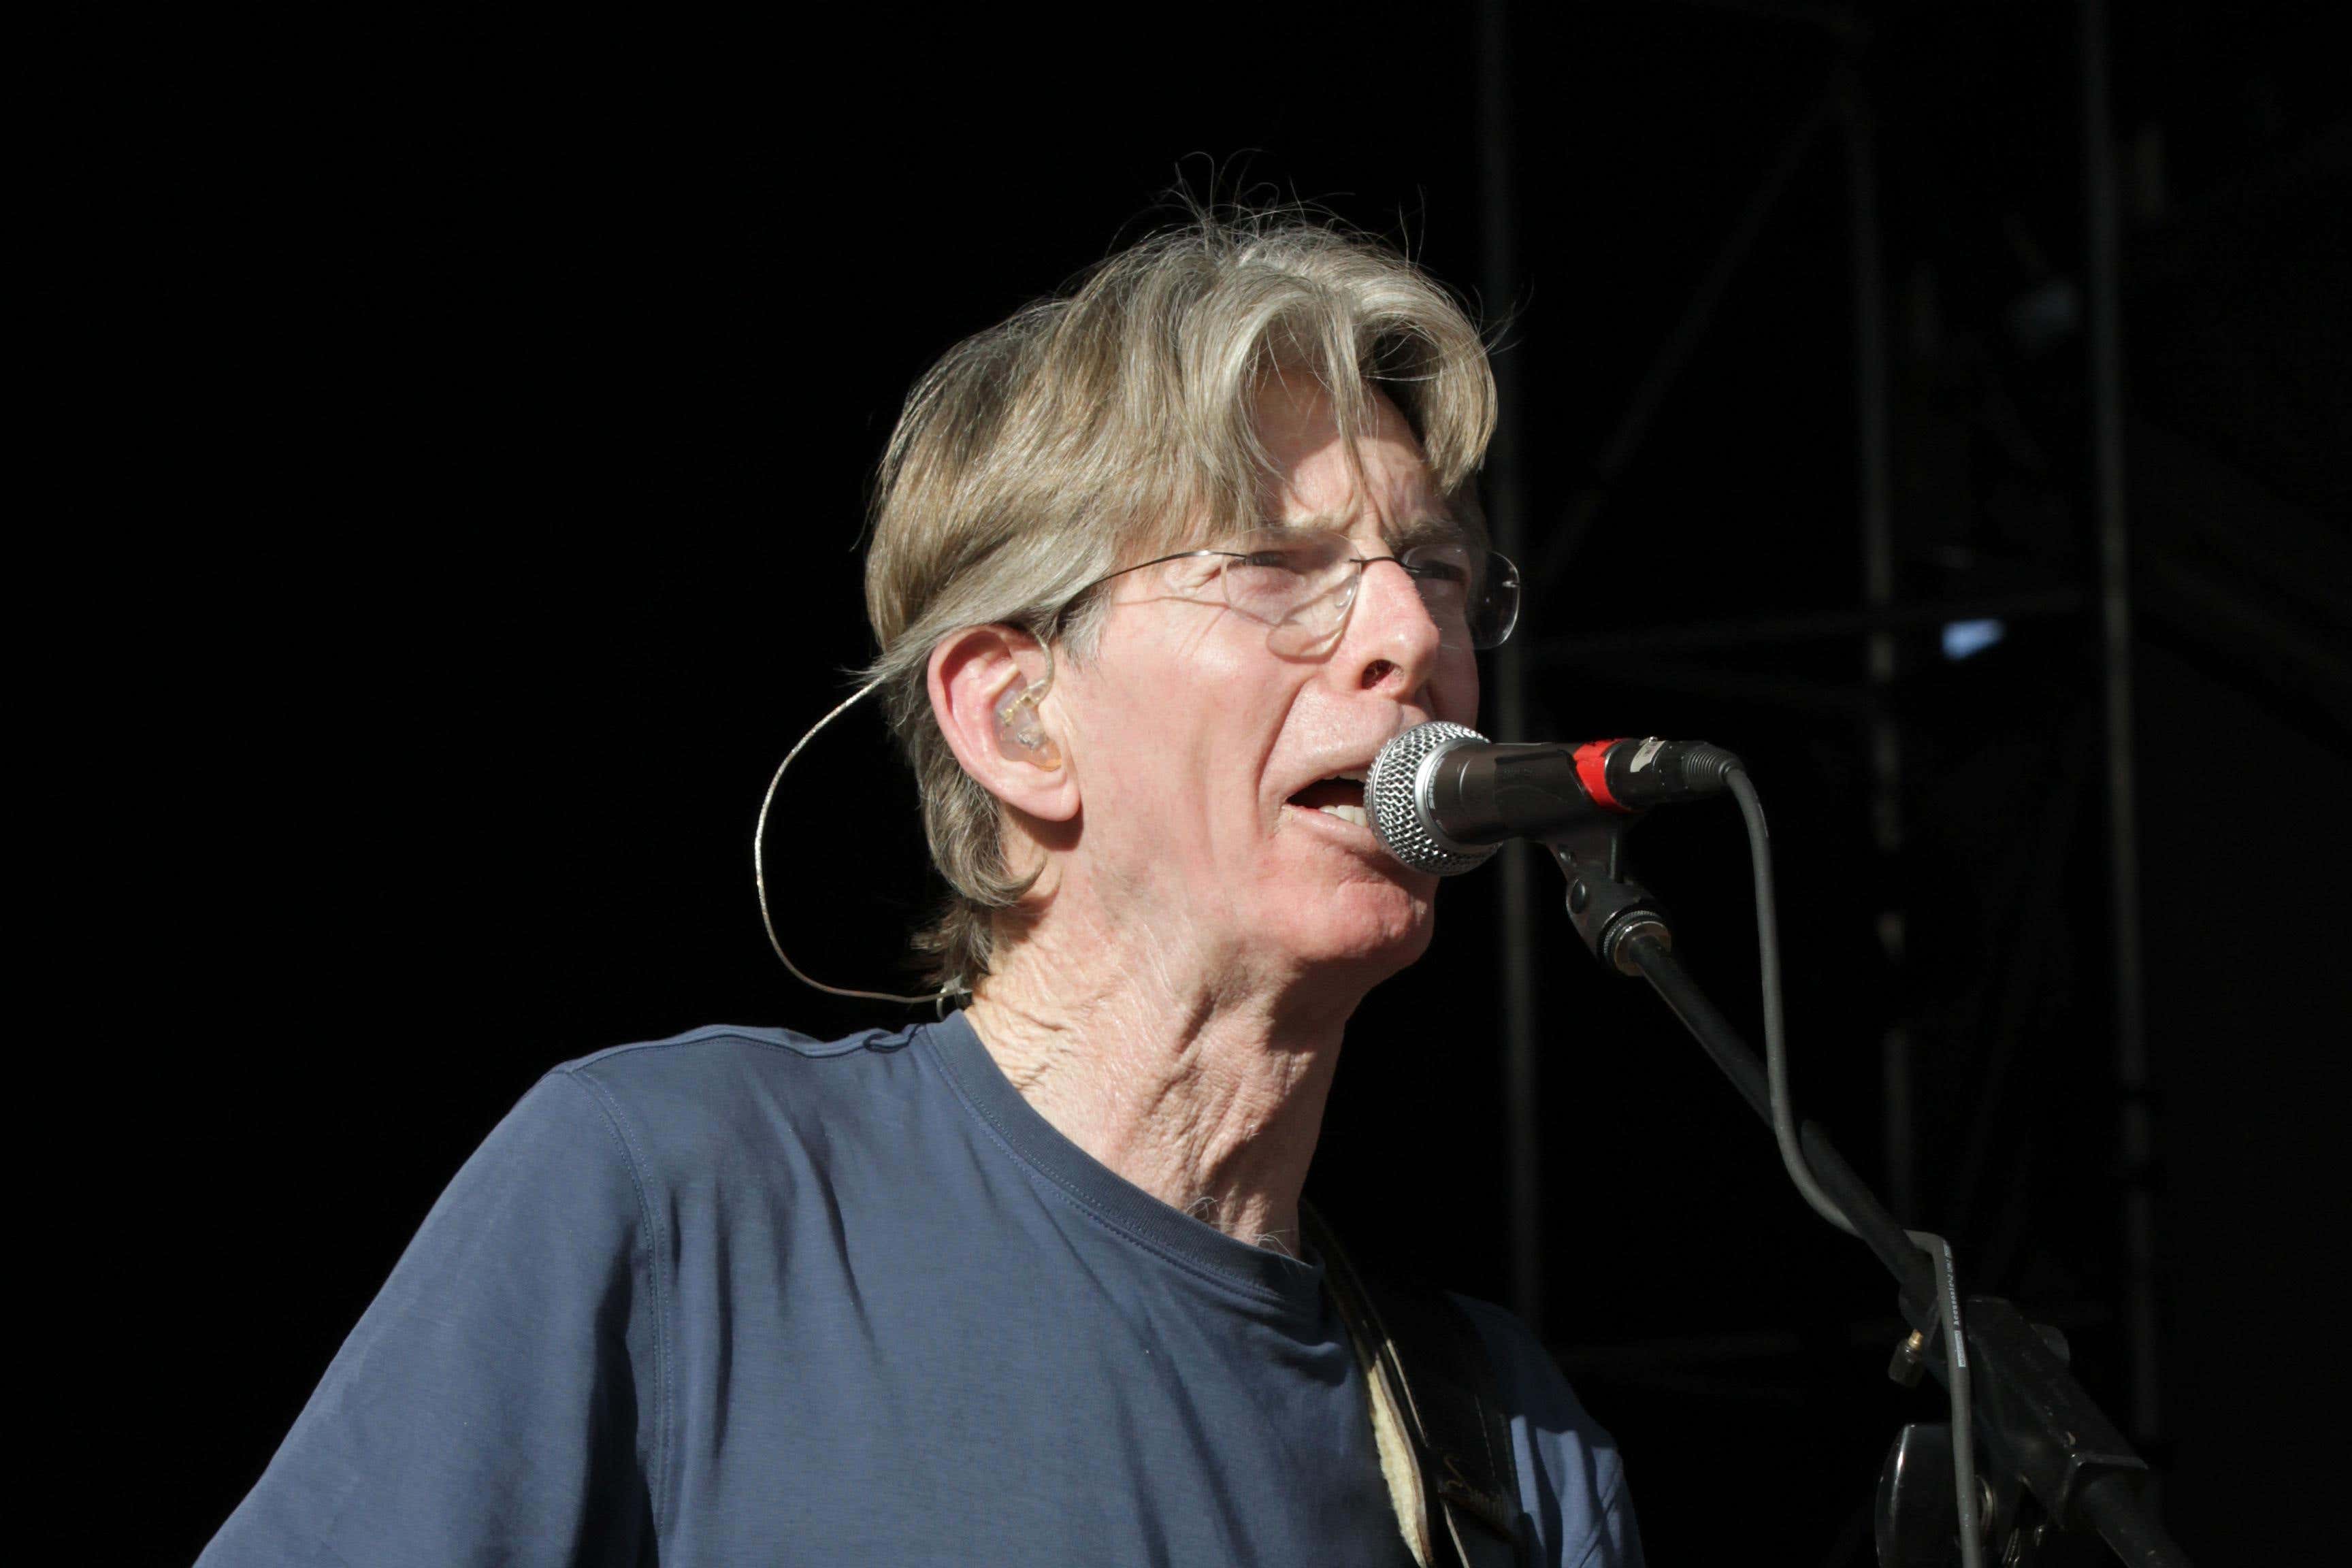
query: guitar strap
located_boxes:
[1303,1203,1533,1568]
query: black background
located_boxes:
[88,4,2345,1563]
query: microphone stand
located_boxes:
[1547,815,2190,1568]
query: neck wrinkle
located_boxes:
[964,907,1365,1256]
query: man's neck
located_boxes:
[962,919,1367,1255]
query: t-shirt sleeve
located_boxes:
[199,1070,664,1568]
[1450,1292,1644,1568]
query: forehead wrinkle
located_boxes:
[1275,444,1455,545]
[1271,503,1467,553]
[1258,389,1448,532]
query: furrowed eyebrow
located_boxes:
[1274,510,1468,553]
[1388,513,1470,553]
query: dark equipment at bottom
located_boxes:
[1548,794,2191,1567]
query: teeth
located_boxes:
[1318,803,1369,828]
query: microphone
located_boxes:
[1365,721,1744,875]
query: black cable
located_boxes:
[1723,768,1855,1235]
[1721,766,1982,1568]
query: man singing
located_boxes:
[202,211,1643,1567]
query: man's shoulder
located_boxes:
[557,1019,921,1083]
[1446,1293,1604,1435]
[542,1020,934,1167]
[1446,1292,1643,1568]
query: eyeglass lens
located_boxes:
[1213,528,1519,651]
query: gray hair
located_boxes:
[862,210,1498,992]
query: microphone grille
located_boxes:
[1367,721,1499,877]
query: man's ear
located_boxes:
[926,625,1080,823]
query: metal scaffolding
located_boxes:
[1480,0,2170,1462]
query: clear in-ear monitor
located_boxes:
[998,683,1051,753]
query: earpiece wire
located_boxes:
[753,676,968,1011]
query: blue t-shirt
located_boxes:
[202,1015,1639,1566]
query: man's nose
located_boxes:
[1343,558,1447,691]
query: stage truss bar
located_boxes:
[2080,0,2163,1450]
[1842,79,1914,1223]
[1524,656,1877,718]
[1523,587,2085,662]
[1477,0,1544,1332]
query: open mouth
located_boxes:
[1286,772,1369,829]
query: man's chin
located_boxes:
[1292,892,1438,975]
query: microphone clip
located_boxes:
[1549,815,1673,977]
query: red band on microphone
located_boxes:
[1574,739,1629,811]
